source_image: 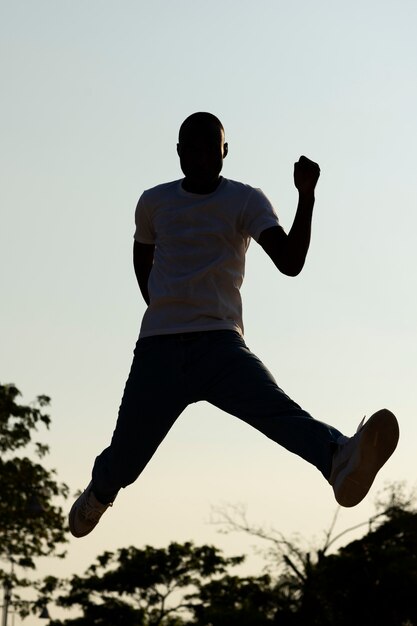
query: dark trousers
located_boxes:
[92,330,342,502]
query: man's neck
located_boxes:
[181,176,222,195]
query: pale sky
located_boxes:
[1,1,416,623]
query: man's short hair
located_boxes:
[178,112,224,142]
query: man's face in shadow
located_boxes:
[177,123,228,192]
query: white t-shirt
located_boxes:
[134,177,281,337]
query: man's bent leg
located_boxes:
[70,336,189,537]
[92,336,188,503]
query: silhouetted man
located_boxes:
[69,112,399,538]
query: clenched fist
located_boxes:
[294,155,320,195]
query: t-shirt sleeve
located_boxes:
[241,188,281,242]
[134,193,156,244]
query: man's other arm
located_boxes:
[133,240,155,305]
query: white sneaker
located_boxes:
[69,482,113,538]
[329,409,399,507]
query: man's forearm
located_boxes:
[133,241,154,305]
[287,191,314,255]
[137,274,150,305]
[278,191,314,275]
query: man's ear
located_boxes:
[223,142,228,158]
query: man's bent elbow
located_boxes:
[277,259,305,277]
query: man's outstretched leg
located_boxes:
[202,332,399,506]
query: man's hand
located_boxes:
[294,155,320,195]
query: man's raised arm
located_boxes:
[258,155,320,276]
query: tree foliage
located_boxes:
[46,485,417,625]
[48,542,246,625]
[0,383,69,617]
[300,488,417,625]
[212,483,417,626]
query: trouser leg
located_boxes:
[92,337,187,502]
[201,333,342,479]
[92,330,343,503]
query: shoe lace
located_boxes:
[336,415,367,449]
[356,415,366,433]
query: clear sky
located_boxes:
[1,1,416,623]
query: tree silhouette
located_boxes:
[301,488,417,625]
[44,483,417,625]
[48,542,247,625]
[212,483,417,625]
[0,383,69,619]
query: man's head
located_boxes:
[177,112,228,193]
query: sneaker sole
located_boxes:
[334,409,399,507]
